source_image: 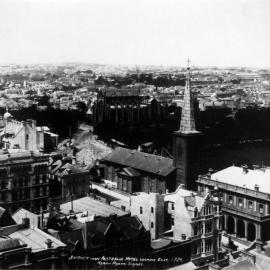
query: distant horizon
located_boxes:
[0,0,270,69]
[0,61,269,70]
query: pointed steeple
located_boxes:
[179,60,198,134]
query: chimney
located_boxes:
[253,165,260,170]
[241,164,248,174]
[32,120,37,128]
[22,214,30,228]
[254,184,259,192]
[45,239,53,249]
[208,168,214,177]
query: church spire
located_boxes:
[179,59,198,134]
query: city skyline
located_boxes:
[0,0,270,68]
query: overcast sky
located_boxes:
[0,0,269,67]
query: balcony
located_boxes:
[223,204,270,221]
[191,234,202,241]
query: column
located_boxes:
[121,105,125,124]
[266,203,269,215]
[234,195,237,206]
[234,217,237,236]
[203,239,206,254]
[244,220,248,239]
[224,215,228,231]
[203,221,205,235]
[137,102,140,122]
[256,223,262,241]
[131,104,134,122]
[115,104,118,123]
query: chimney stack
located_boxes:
[22,214,30,228]
[241,164,248,174]
[45,239,53,249]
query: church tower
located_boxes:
[172,61,203,191]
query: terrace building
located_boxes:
[0,149,50,214]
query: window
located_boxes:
[171,218,174,226]
[26,134,29,140]
[193,245,198,255]
[140,207,143,214]
[219,192,223,201]
[171,203,175,210]
[194,225,198,235]
[238,198,243,207]
[248,201,253,209]
[205,223,212,233]
[151,207,154,213]
[151,222,154,228]
[205,240,212,252]
[228,195,233,204]
[259,204,264,214]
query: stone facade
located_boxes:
[197,166,270,250]
[166,188,223,266]
[0,149,50,214]
[130,192,165,240]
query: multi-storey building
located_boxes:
[130,192,165,240]
[49,154,90,201]
[168,187,223,266]
[128,186,223,266]
[0,149,50,214]
[1,110,58,152]
[0,210,68,269]
[197,165,270,250]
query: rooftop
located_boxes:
[0,238,24,252]
[0,149,48,164]
[9,227,66,253]
[210,165,270,193]
[165,185,197,203]
[60,196,127,217]
[102,147,175,177]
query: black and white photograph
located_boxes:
[0,0,270,269]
